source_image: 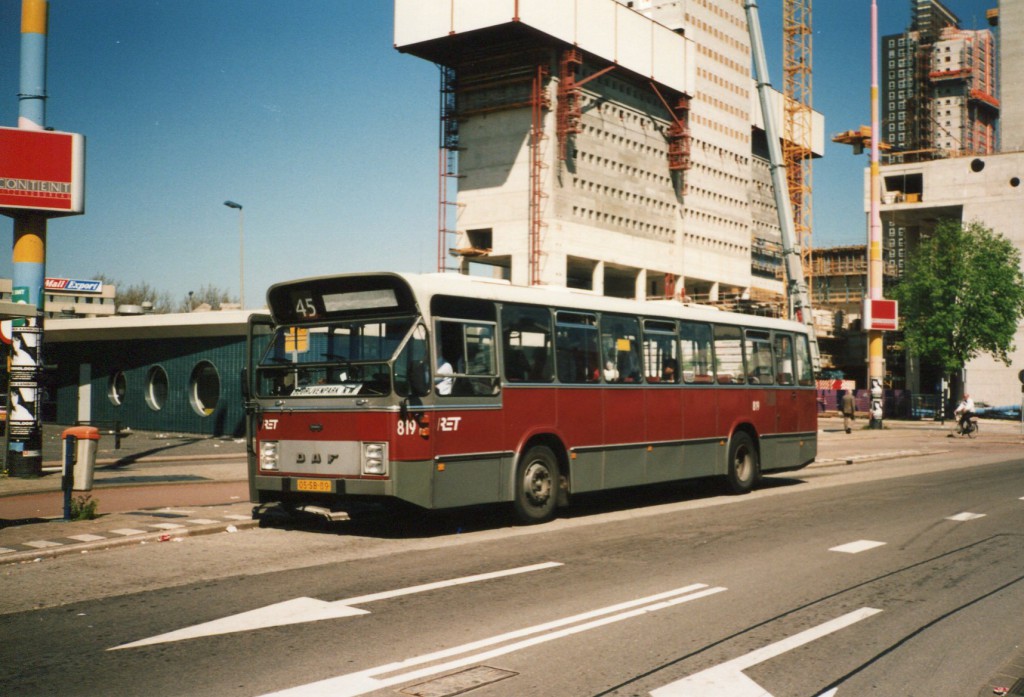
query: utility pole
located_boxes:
[867,0,885,428]
[3,1,86,476]
[7,0,50,476]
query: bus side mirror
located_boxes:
[409,360,431,397]
[240,367,251,401]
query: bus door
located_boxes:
[772,332,801,435]
[744,329,778,431]
[600,315,646,488]
[679,321,717,478]
[642,319,683,483]
[430,313,504,509]
[554,312,604,491]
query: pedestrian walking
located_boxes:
[841,391,856,433]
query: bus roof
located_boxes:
[266,271,810,334]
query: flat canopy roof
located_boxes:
[395,0,696,96]
[0,301,37,319]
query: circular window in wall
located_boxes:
[108,371,127,406]
[190,361,221,416]
[145,366,169,411]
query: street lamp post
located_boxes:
[223,200,244,310]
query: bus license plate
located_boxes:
[296,479,331,493]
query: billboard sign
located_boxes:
[0,127,85,216]
[863,298,899,331]
[44,277,103,294]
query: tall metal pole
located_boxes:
[224,200,244,310]
[8,0,50,476]
[868,0,885,428]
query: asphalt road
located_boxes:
[1,444,1022,697]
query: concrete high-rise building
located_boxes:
[395,0,823,308]
[881,0,998,161]
[875,0,1024,406]
[1000,0,1024,151]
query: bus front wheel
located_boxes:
[514,446,559,524]
[725,431,758,495]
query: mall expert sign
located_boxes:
[0,127,85,216]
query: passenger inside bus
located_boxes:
[661,358,678,383]
[435,356,454,395]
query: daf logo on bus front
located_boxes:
[295,453,339,464]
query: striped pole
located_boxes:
[867,0,884,428]
[7,0,50,476]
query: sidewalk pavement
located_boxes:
[1,425,254,564]
[1,417,1022,565]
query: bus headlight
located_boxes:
[260,441,279,471]
[362,442,388,475]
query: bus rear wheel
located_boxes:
[725,431,758,494]
[514,445,559,524]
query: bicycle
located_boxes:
[952,416,979,438]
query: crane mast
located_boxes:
[783,0,813,298]
[744,0,821,369]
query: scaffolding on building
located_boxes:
[437,65,462,272]
[529,64,551,286]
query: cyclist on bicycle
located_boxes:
[954,393,975,432]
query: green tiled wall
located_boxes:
[50,336,247,436]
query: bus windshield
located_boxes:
[256,316,418,398]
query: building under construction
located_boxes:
[874,0,1024,406]
[882,0,999,161]
[394,0,823,311]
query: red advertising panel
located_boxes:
[863,298,899,331]
[0,127,85,216]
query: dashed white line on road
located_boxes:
[946,512,986,521]
[829,540,886,554]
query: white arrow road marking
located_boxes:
[111,561,563,650]
[257,583,727,697]
[649,607,882,697]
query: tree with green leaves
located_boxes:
[891,219,1024,400]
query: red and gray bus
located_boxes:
[245,272,817,523]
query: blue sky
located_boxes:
[0,0,996,309]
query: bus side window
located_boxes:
[794,333,815,386]
[601,314,642,383]
[680,321,715,384]
[555,312,600,384]
[713,325,746,385]
[773,332,795,386]
[501,304,553,383]
[434,319,499,396]
[643,319,678,384]
[744,329,774,385]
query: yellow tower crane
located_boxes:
[783,0,813,289]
